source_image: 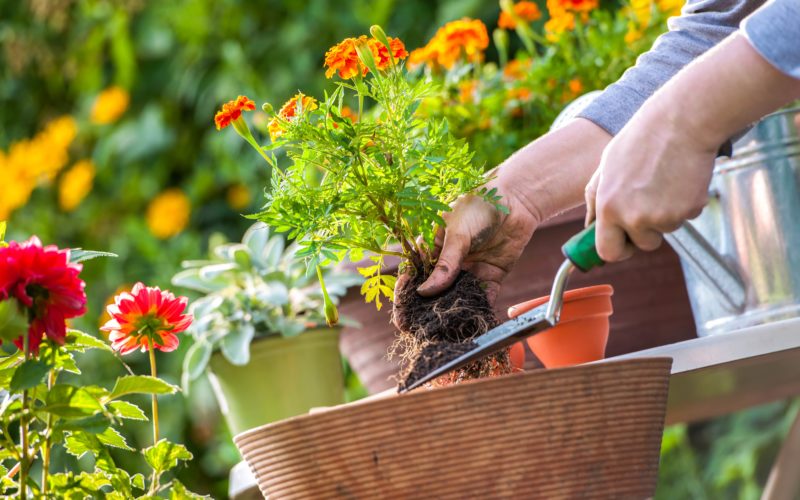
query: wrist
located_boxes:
[495,118,611,222]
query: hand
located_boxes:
[416,118,612,304]
[585,104,717,262]
[416,179,541,305]
[586,34,800,262]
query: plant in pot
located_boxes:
[215,26,513,390]
[172,222,359,435]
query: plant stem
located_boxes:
[40,369,56,495]
[147,340,159,444]
[19,334,29,500]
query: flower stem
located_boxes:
[40,369,56,494]
[147,340,159,444]
[19,334,29,500]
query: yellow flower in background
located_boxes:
[59,160,95,212]
[629,0,682,27]
[226,183,251,210]
[0,115,77,219]
[146,189,191,239]
[90,86,130,125]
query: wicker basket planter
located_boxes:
[236,357,672,499]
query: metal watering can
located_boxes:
[551,93,800,337]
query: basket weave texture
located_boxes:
[235,357,672,499]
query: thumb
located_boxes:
[417,230,469,297]
[584,168,601,227]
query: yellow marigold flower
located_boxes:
[58,160,95,212]
[90,86,130,125]
[498,1,543,29]
[409,18,489,70]
[545,11,576,41]
[146,189,190,239]
[0,152,35,220]
[625,24,644,43]
[226,183,251,210]
[268,93,318,141]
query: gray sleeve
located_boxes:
[578,0,763,135]
[742,0,800,79]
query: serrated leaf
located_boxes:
[67,329,113,352]
[131,473,146,491]
[65,432,103,459]
[107,375,179,401]
[143,439,193,474]
[10,359,52,391]
[97,427,133,451]
[109,400,148,421]
[69,249,118,264]
[357,265,379,277]
[55,413,111,434]
[44,385,103,418]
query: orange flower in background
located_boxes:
[458,80,478,104]
[340,106,357,123]
[325,36,408,79]
[90,86,129,125]
[226,183,251,210]
[545,10,577,41]
[568,78,584,95]
[409,18,489,70]
[214,95,256,130]
[498,1,543,29]
[548,0,599,15]
[507,87,532,102]
[369,37,409,70]
[325,36,369,79]
[630,0,682,27]
[268,93,318,141]
[503,58,532,81]
[101,282,192,355]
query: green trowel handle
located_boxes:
[561,221,604,273]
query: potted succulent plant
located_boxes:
[172,222,359,435]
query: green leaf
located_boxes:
[220,323,254,365]
[65,432,104,459]
[109,400,148,421]
[56,413,111,434]
[143,439,193,474]
[44,385,103,418]
[0,300,27,343]
[182,341,212,384]
[10,359,52,391]
[69,249,118,263]
[170,479,210,499]
[131,473,146,491]
[97,427,134,451]
[107,375,179,401]
[67,329,113,352]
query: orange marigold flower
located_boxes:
[503,58,532,81]
[498,1,543,29]
[568,78,584,95]
[268,93,318,141]
[458,80,478,104]
[409,18,489,70]
[325,36,369,79]
[369,37,409,70]
[214,95,256,131]
[544,10,577,41]
[548,0,599,15]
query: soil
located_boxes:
[392,268,512,391]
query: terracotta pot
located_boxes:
[508,284,613,368]
[339,208,696,393]
[236,357,672,499]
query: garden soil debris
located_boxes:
[392,269,512,390]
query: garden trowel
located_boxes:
[399,222,604,392]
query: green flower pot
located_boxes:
[208,327,344,436]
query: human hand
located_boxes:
[415,118,612,304]
[585,103,717,262]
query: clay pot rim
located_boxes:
[508,284,614,316]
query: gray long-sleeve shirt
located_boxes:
[578,0,800,136]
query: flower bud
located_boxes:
[493,28,509,67]
[370,25,391,51]
[316,265,339,327]
[261,102,274,114]
[354,41,379,76]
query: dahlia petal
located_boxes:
[43,307,67,345]
[157,333,180,352]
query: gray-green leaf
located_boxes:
[220,323,254,365]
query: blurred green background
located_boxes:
[0,0,795,497]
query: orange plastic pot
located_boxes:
[508,284,614,369]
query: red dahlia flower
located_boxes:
[101,282,192,355]
[0,237,87,353]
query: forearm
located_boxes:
[649,33,800,151]
[495,118,611,222]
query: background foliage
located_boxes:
[0,0,794,497]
